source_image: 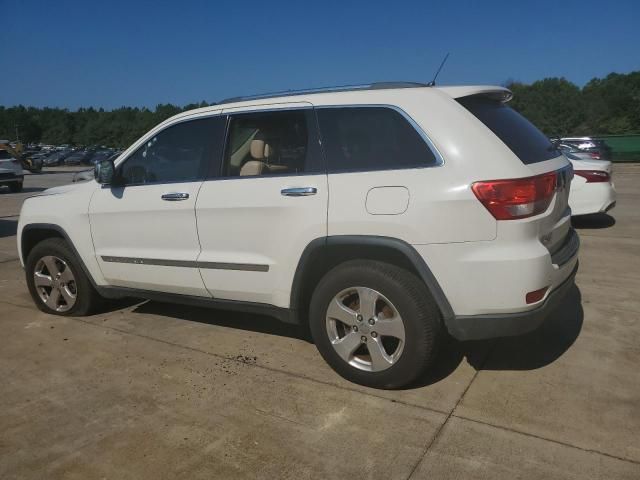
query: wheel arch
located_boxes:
[21,223,100,290]
[290,235,454,325]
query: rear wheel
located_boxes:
[309,260,442,389]
[8,181,23,193]
[26,238,103,316]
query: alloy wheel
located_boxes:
[325,286,406,372]
[33,255,77,312]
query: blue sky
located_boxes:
[1,0,639,109]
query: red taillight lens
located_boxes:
[471,172,557,220]
[526,286,549,304]
[574,170,609,183]
[589,153,601,159]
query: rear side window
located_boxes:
[317,107,438,172]
[457,96,558,164]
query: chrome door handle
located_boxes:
[161,192,190,201]
[281,187,317,197]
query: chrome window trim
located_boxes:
[108,103,445,189]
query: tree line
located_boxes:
[1,71,638,148]
[507,71,640,137]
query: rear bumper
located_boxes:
[446,262,578,341]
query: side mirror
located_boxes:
[95,159,115,185]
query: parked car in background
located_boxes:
[43,150,70,166]
[88,149,114,165]
[22,152,46,172]
[564,150,616,216]
[0,148,24,192]
[64,150,94,165]
[561,137,612,160]
[17,82,579,389]
[557,143,601,161]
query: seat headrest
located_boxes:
[250,137,273,160]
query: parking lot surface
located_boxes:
[1,166,639,479]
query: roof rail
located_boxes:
[218,81,429,104]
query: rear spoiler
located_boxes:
[436,86,513,103]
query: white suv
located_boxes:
[17,83,579,389]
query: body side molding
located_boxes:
[101,255,269,272]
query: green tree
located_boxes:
[508,78,585,136]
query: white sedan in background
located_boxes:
[566,151,616,216]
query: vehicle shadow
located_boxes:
[119,284,582,389]
[0,186,46,194]
[132,301,311,341]
[408,285,584,388]
[21,187,47,194]
[40,169,92,175]
[572,213,615,229]
[0,219,17,238]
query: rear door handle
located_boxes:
[281,187,317,197]
[161,192,190,201]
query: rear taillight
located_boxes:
[589,152,601,159]
[574,170,610,183]
[471,171,557,220]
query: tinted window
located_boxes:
[0,150,13,160]
[119,116,225,185]
[457,97,559,164]
[224,110,320,177]
[316,107,438,172]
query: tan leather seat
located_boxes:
[240,138,272,176]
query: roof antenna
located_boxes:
[427,53,450,87]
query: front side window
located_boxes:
[119,116,225,185]
[223,109,319,177]
[316,107,438,172]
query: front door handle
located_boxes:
[161,192,190,201]
[281,187,317,197]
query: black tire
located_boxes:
[309,260,442,389]
[8,182,23,193]
[25,237,103,316]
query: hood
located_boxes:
[37,182,89,196]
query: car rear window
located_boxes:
[0,150,13,160]
[457,96,559,165]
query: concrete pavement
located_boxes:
[1,166,639,479]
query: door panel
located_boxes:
[90,182,208,296]
[88,114,226,296]
[196,104,327,308]
[196,175,327,306]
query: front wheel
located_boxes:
[26,238,103,316]
[309,260,442,389]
